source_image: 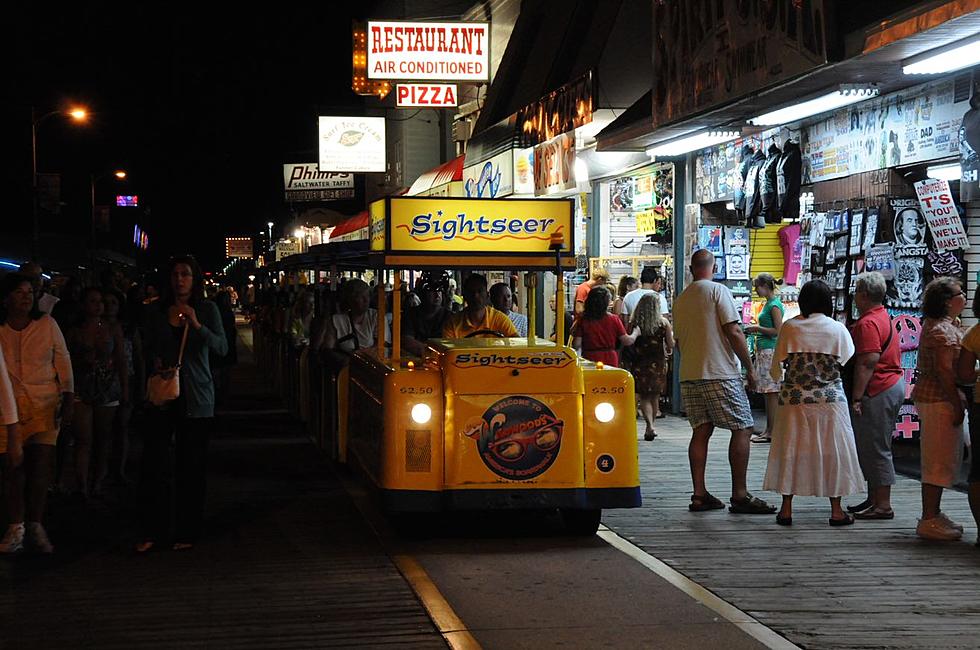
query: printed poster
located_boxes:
[914,178,969,251]
[866,244,895,280]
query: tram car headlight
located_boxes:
[594,402,616,423]
[411,403,433,425]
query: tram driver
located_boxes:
[442,273,518,339]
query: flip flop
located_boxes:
[853,508,894,520]
[846,499,873,514]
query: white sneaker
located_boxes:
[937,512,964,532]
[0,523,25,553]
[27,522,53,553]
[916,516,962,541]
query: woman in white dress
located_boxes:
[764,280,865,527]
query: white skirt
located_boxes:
[763,401,865,497]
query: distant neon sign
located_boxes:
[116,195,138,207]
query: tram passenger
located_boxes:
[323,279,392,363]
[571,286,637,367]
[442,274,518,339]
[288,289,315,347]
[402,272,450,356]
[489,282,528,337]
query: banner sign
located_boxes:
[516,72,593,148]
[533,132,575,196]
[387,197,573,253]
[396,83,458,107]
[318,116,386,173]
[225,237,253,259]
[651,0,829,130]
[915,178,969,251]
[367,21,489,82]
[275,240,299,261]
[463,150,514,199]
[805,77,971,183]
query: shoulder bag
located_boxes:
[147,322,189,406]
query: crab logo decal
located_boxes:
[464,396,564,480]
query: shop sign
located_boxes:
[805,77,971,183]
[367,21,489,82]
[651,0,830,129]
[517,72,593,148]
[283,164,355,202]
[463,151,514,199]
[318,116,386,173]
[275,240,299,261]
[395,83,458,107]
[387,197,573,254]
[914,178,969,251]
[866,244,895,280]
[513,148,535,195]
[369,198,386,251]
[533,133,575,196]
[225,237,253,259]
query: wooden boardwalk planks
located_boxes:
[603,416,980,650]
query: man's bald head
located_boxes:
[690,249,716,280]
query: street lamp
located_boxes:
[31,105,89,260]
[90,169,127,251]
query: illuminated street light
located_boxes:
[31,105,90,260]
[114,170,127,179]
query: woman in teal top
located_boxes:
[137,255,227,552]
[745,273,784,443]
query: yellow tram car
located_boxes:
[335,196,640,534]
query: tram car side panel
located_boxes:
[581,367,641,507]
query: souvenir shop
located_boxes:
[689,70,979,441]
[591,161,676,308]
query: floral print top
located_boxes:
[778,352,845,406]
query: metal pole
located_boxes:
[90,173,96,253]
[31,107,38,261]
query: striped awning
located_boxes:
[407,155,465,196]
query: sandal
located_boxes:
[846,498,873,514]
[728,494,776,514]
[829,514,855,527]
[689,493,725,512]
[750,433,771,444]
[644,428,657,441]
[776,514,792,526]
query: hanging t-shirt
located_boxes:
[778,223,802,287]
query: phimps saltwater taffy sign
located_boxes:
[387,197,572,253]
[914,178,969,251]
[367,21,489,82]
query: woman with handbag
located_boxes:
[629,294,673,441]
[67,287,128,499]
[137,255,227,552]
[0,274,74,553]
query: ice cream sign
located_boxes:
[387,197,573,253]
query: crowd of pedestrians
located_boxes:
[0,257,237,554]
[664,248,979,543]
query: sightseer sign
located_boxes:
[387,197,573,253]
[367,21,489,82]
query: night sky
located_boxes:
[9,5,376,271]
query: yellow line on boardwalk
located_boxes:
[392,554,483,650]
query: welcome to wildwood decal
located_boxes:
[388,198,572,253]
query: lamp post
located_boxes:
[267,221,274,252]
[89,169,127,251]
[31,106,88,261]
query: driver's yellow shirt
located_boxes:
[442,307,519,338]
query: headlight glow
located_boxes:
[594,402,615,423]
[411,403,432,425]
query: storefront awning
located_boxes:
[597,3,980,152]
[407,155,465,196]
[328,211,369,240]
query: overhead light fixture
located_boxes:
[646,129,741,157]
[904,35,980,75]
[748,85,878,126]
[926,162,962,182]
